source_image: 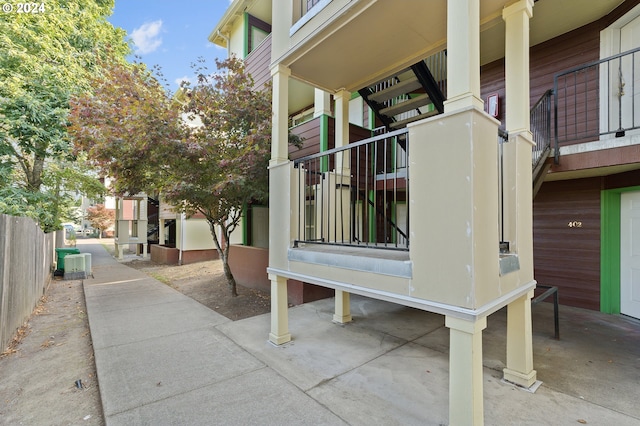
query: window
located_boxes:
[246,14,271,56]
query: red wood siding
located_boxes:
[480,0,640,144]
[245,34,271,91]
[534,168,640,311]
[533,178,602,310]
[289,115,323,161]
[481,23,600,140]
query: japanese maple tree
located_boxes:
[69,59,186,196]
[70,57,273,297]
[86,204,115,238]
[163,57,273,296]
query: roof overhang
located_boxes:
[277,0,627,93]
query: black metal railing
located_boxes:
[531,89,554,167]
[293,128,409,250]
[554,46,640,149]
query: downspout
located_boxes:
[179,213,186,266]
[217,30,230,58]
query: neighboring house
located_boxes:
[150,197,221,265]
[207,0,640,423]
[114,194,149,259]
[146,97,221,266]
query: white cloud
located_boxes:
[175,75,193,86]
[131,20,163,55]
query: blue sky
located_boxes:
[108,1,232,93]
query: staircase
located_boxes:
[146,196,176,243]
[530,89,555,199]
[359,50,447,131]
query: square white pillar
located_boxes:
[314,88,331,118]
[333,290,352,324]
[504,291,537,388]
[446,316,487,426]
[445,0,484,112]
[269,274,291,345]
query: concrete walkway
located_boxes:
[78,240,640,425]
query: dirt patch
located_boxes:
[0,253,271,424]
[0,278,104,425]
[124,258,271,321]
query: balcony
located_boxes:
[292,128,409,252]
[554,46,640,148]
[270,107,535,319]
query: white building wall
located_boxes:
[177,218,216,251]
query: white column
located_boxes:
[333,290,352,324]
[269,63,291,269]
[333,89,352,317]
[159,219,165,245]
[503,0,534,135]
[502,0,537,389]
[270,64,291,165]
[269,274,291,345]
[334,89,350,167]
[504,291,537,388]
[314,88,332,118]
[446,316,487,425]
[445,0,484,112]
[268,64,292,345]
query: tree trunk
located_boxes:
[221,248,238,297]
[207,220,238,297]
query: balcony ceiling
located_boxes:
[283,0,627,93]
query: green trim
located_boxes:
[601,190,621,314]
[600,185,640,314]
[350,91,360,100]
[243,12,249,58]
[242,202,249,246]
[320,114,329,172]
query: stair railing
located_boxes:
[531,89,554,168]
[293,128,409,251]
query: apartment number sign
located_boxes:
[567,221,583,228]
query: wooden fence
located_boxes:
[0,214,61,353]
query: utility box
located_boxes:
[64,254,87,280]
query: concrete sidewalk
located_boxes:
[79,240,640,425]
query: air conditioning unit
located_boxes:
[64,254,86,280]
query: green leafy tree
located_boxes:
[86,204,115,238]
[0,0,129,231]
[164,57,273,296]
[69,59,185,196]
[70,57,274,296]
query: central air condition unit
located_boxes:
[64,254,87,280]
